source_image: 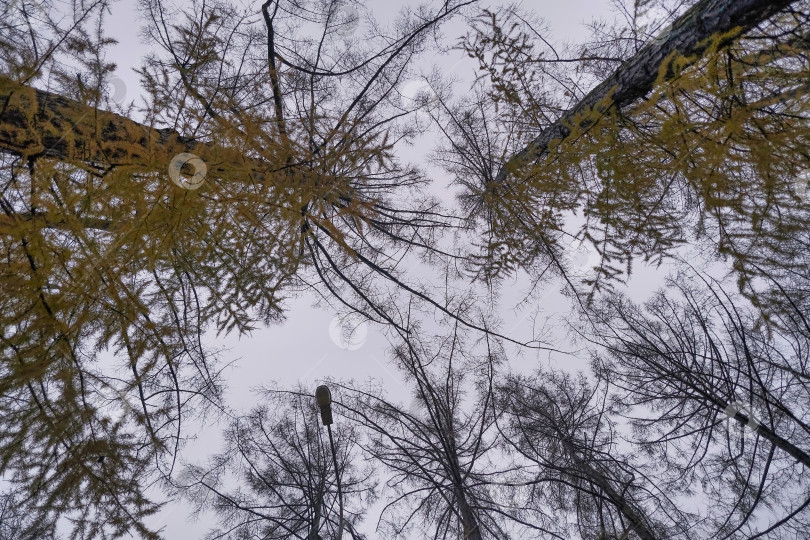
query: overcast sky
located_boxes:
[73,0,652,537]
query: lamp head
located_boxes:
[315,385,333,425]
[315,385,332,407]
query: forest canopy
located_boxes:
[0,0,809,538]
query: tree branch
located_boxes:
[494,0,798,183]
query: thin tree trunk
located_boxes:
[495,0,798,182]
[453,485,483,540]
[724,404,810,468]
[307,492,322,540]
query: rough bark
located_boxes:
[495,0,799,183]
[0,76,263,178]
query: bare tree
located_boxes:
[0,488,58,540]
[179,386,376,539]
[495,368,694,540]
[583,269,810,537]
[336,309,564,539]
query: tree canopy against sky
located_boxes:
[0,0,808,538]
[452,0,810,306]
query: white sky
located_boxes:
[62,0,668,537]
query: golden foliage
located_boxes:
[471,9,810,304]
[0,0,445,536]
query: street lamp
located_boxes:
[315,385,344,540]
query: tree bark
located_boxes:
[724,404,810,469]
[308,497,322,540]
[495,0,799,183]
[560,438,659,540]
[0,211,112,232]
[0,77,264,178]
[453,485,483,540]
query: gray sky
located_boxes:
[85,0,642,537]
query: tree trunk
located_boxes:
[308,495,322,540]
[495,0,798,182]
[0,77,264,178]
[453,485,483,540]
[724,403,810,468]
[561,438,659,540]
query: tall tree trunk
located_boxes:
[495,0,798,182]
[560,438,659,540]
[453,485,483,540]
[0,77,262,177]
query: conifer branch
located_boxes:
[494,0,799,183]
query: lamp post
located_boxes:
[315,384,344,540]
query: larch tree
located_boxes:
[431,1,810,536]
[439,0,810,307]
[583,268,810,537]
[0,488,57,540]
[336,313,531,540]
[0,0,474,536]
[2,0,810,538]
[494,368,694,540]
